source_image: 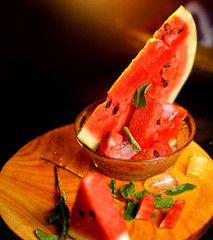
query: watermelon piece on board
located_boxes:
[68,172,130,240]
[77,5,197,152]
[159,199,186,229]
[135,193,155,220]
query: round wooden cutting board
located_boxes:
[0,124,213,240]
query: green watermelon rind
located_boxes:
[78,126,100,150]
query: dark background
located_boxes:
[1,0,213,239]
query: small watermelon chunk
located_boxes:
[135,193,155,220]
[157,103,187,143]
[127,95,163,150]
[68,172,130,240]
[159,199,186,229]
[132,141,172,160]
[98,132,124,157]
[77,5,197,152]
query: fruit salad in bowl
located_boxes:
[75,5,197,181]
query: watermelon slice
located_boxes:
[68,172,130,240]
[77,5,197,152]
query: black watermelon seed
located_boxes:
[112,106,119,115]
[161,78,168,88]
[156,119,161,125]
[178,27,184,34]
[79,210,84,218]
[153,150,159,157]
[164,23,170,31]
[105,132,110,138]
[105,101,111,109]
[160,69,163,75]
[163,63,171,68]
[161,33,165,40]
[89,210,95,217]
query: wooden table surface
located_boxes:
[1,123,213,240]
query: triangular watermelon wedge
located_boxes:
[68,172,130,240]
[77,6,197,151]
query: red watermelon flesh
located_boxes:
[68,172,129,240]
[156,103,187,143]
[98,132,124,157]
[99,97,186,159]
[77,6,196,156]
[132,141,172,160]
[126,95,163,150]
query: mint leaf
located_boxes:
[132,83,152,108]
[151,211,156,218]
[135,191,173,209]
[154,197,174,209]
[120,180,135,198]
[123,201,139,221]
[109,178,117,198]
[124,127,141,152]
[43,202,61,225]
[35,229,60,240]
[38,167,70,240]
[165,183,196,195]
[134,190,149,201]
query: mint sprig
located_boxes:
[35,167,69,240]
[123,201,139,221]
[132,83,152,108]
[120,180,135,198]
[35,229,60,240]
[109,178,117,198]
[124,127,141,152]
[134,190,149,201]
[154,196,174,209]
[165,183,196,195]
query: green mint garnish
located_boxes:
[124,127,141,152]
[35,167,70,240]
[132,83,152,108]
[165,183,196,195]
[41,200,69,240]
[109,178,117,198]
[151,211,156,218]
[35,229,60,240]
[134,190,149,201]
[134,191,174,209]
[123,201,139,221]
[120,180,135,198]
[154,196,174,209]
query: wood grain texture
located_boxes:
[0,124,213,240]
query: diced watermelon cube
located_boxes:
[127,95,163,149]
[135,193,155,220]
[159,199,186,229]
[132,141,172,159]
